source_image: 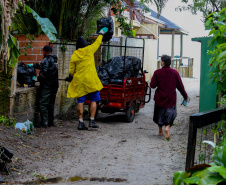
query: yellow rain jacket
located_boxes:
[67,35,103,98]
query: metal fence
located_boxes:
[185,108,226,170]
[52,36,145,79]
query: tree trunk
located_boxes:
[58,0,67,36]
[0,65,12,116]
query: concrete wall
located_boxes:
[143,38,158,82]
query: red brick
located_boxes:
[19,41,38,47]
[17,35,29,41]
[37,42,46,48]
[20,48,32,55]
[18,55,36,62]
[31,42,38,47]
[33,35,42,41]
[37,55,44,62]
[19,42,30,47]
[33,48,41,54]
[42,35,50,41]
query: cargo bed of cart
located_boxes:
[85,36,151,122]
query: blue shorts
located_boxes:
[77,91,101,103]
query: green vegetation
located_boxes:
[206,8,226,95]
[0,116,16,126]
[173,139,226,185]
[176,0,226,21]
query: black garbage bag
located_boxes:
[17,62,36,87]
[97,56,141,85]
[101,60,107,67]
[104,56,141,79]
[97,17,114,42]
[105,56,124,79]
[98,67,109,84]
[0,144,13,163]
[126,56,141,77]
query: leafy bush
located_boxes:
[0,116,16,127]
[206,8,226,95]
[173,140,226,185]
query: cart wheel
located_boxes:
[125,102,136,123]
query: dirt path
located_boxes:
[0,78,200,185]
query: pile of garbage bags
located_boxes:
[97,56,141,85]
[17,62,36,87]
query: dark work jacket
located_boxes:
[150,66,188,108]
[37,54,59,89]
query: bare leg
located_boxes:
[158,126,163,136]
[77,103,84,119]
[164,125,170,140]
[90,101,97,118]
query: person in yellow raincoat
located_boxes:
[67,27,108,130]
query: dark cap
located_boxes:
[76,37,88,49]
[43,45,52,52]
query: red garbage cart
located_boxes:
[85,36,151,122]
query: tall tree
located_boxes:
[176,0,226,21]
[20,0,168,40]
[0,0,24,72]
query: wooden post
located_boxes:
[171,59,174,69]
[180,33,183,58]
[189,58,194,78]
[171,30,175,58]
[185,120,197,170]
[157,27,160,59]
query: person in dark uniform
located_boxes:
[34,45,59,127]
[150,55,190,140]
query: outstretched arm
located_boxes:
[90,35,103,53]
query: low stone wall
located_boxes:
[12,85,77,124]
[12,87,39,123]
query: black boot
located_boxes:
[78,121,88,130]
[48,110,55,127]
[89,120,99,128]
[41,112,48,128]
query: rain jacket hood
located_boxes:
[67,35,103,98]
[75,47,88,59]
